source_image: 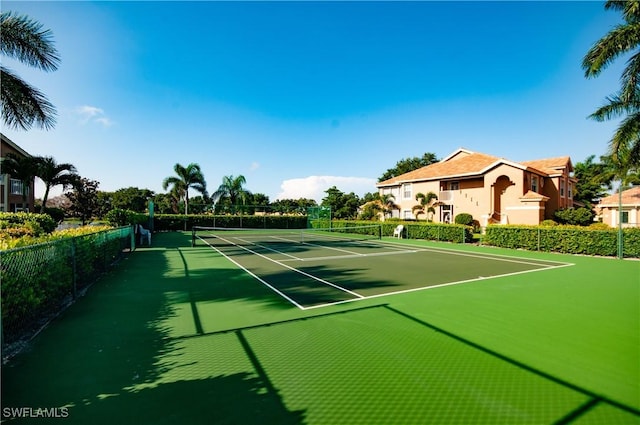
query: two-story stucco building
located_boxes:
[377,148,578,226]
[0,133,36,212]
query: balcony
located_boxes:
[439,190,454,204]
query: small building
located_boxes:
[377,148,578,226]
[596,186,640,228]
[0,133,36,212]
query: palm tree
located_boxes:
[1,11,60,131]
[412,192,438,221]
[35,156,77,212]
[1,152,39,211]
[582,1,640,166]
[212,175,251,212]
[162,163,207,215]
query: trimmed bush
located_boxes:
[483,224,640,257]
[454,213,474,226]
[328,220,473,243]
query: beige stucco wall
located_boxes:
[601,206,640,228]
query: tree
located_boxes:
[360,192,398,220]
[1,152,39,211]
[35,156,77,212]
[66,177,99,225]
[321,186,360,219]
[110,187,155,212]
[0,11,59,131]
[573,155,614,209]
[411,191,438,221]
[162,163,207,215]
[212,175,251,212]
[378,152,439,182]
[582,1,640,167]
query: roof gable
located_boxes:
[377,148,575,187]
[598,186,640,207]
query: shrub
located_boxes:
[553,207,595,226]
[540,219,558,227]
[43,207,65,223]
[589,222,610,230]
[0,212,57,234]
[454,213,474,226]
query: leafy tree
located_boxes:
[111,187,154,213]
[162,163,207,215]
[573,155,615,208]
[212,175,251,211]
[271,198,317,214]
[35,156,77,212]
[360,192,398,220]
[411,192,438,221]
[378,152,439,182]
[321,186,360,219]
[0,11,59,130]
[582,1,640,167]
[1,152,39,210]
[153,193,178,214]
[66,177,100,225]
[554,207,595,226]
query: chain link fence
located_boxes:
[1,226,133,358]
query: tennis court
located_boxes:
[2,231,638,424]
[192,225,573,309]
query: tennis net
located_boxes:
[192,225,382,247]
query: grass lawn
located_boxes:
[2,232,638,424]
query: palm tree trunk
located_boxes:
[41,184,51,213]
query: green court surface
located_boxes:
[2,231,638,424]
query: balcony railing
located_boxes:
[439,190,454,204]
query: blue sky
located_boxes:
[2,1,625,202]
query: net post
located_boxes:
[192,227,196,247]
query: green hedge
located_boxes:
[152,214,308,231]
[483,225,640,257]
[1,226,132,344]
[329,220,473,243]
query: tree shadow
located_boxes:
[1,231,307,424]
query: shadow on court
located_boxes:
[1,232,306,424]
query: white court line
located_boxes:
[209,234,364,300]
[198,237,306,310]
[302,261,576,310]
[378,239,574,266]
[279,249,420,263]
[270,235,366,256]
[235,237,304,261]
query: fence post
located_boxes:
[538,228,541,251]
[131,224,136,252]
[71,238,78,300]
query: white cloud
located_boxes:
[75,105,113,127]
[277,176,377,203]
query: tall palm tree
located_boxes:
[582,0,640,167]
[35,156,77,212]
[1,152,39,211]
[0,11,60,131]
[212,175,251,211]
[412,191,438,221]
[162,163,207,215]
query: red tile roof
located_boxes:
[598,186,640,207]
[377,148,571,186]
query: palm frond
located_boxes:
[0,11,60,71]
[582,22,640,77]
[1,67,56,130]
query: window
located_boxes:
[441,205,453,223]
[10,179,26,195]
[403,210,413,220]
[568,183,573,199]
[622,211,629,224]
[559,180,565,197]
[402,183,412,200]
[449,181,459,191]
[531,175,538,193]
